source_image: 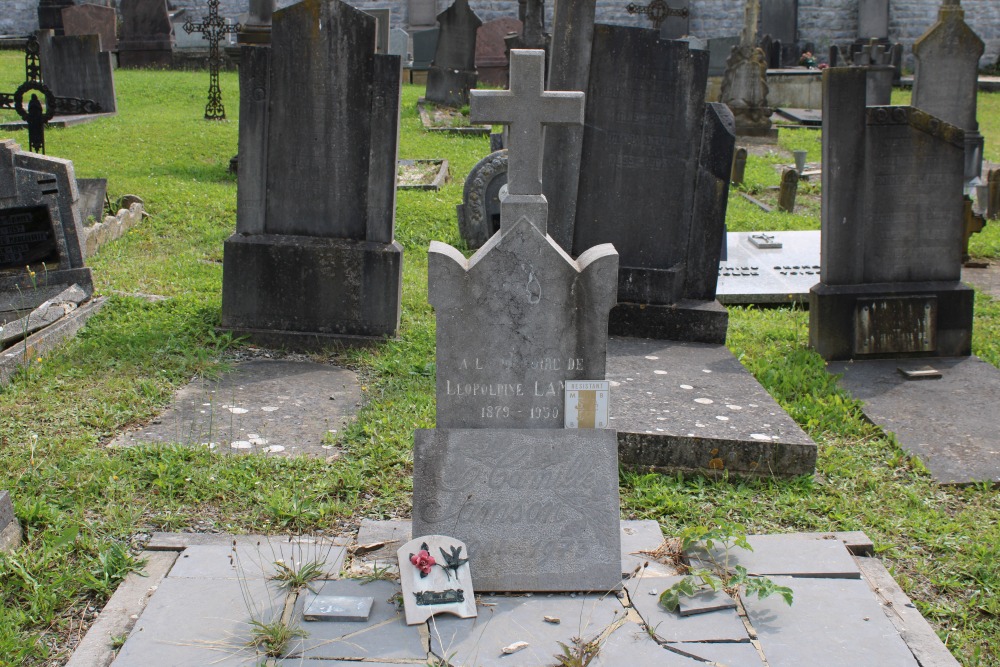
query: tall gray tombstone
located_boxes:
[572,26,735,343]
[912,0,985,185]
[416,51,621,592]
[222,0,403,347]
[720,0,773,137]
[61,3,118,51]
[425,0,482,107]
[810,67,972,360]
[36,30,117,114]
[118,0,175,68]
[760,0,796,44]
[858,0,889,40]
[0,139,94,312]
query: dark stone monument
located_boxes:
[61,3,118,51]
[760,0,804,67]
[37,0,76,36]
[573,27,736,343]
[476,17,522,87]
[912,0,985,186]
[119,0,175,69]
[809,68,972,360]
[626,0,690,39]
[415,51,621,592]
[830,40,897,106]
[858,0,890,40]
[410,27,439,70]
[238,0,275,45]
[37,30,117,115]
[721,0,773,138]
[425,0,482,108]
[707,36,740,77]
[222,0,403,347]
[0,139,94,313]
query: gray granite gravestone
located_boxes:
[912,0,985,185]
[36,30,117,115]
[858,0,889,40]
[0,139,92,298]
[222,0,403,348]
[573,27,735,344]
[760,0,796,45]
[411,27,439,70]
[721,0,773,138]
[118,0,174,68]
[408,0,438,28]
[707,36,740,77]
[810,68,972,360]
[389,27,409,59]
[61,3,117,51]
[476,17,522,87]
[416,50,621,592]
[425,0,482,107]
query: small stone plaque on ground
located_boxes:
[412,428,621,592]
[716,230,821,305]
[397,535,476,625]
[304,594,374,622]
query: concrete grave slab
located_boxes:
[112,576,285,667]
[594,621,706,667]
[666,640,766,665]
[744,576,919,667]
[776,107,823,126]
[677,588,737,616]
[620,519,678,578]
[283,580,426,661]
[829,356,1000,484]
[963,263,1000,299]
[608,337,817,477]
[147,532,353,550]
[717,230,821,304]
[167,541,346,580]
[686,533,861,579]
[110,360,361,457]
[624,575,751,643]
[428,593,627,667]
[354,518,411,566]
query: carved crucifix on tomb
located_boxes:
[469,50,584,235]
[626,0,689,31]
[183,0,241,120]
[0,35,100,154]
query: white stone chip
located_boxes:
[680,384,694,390]
[716,415,729,421]
[264,445,285,453]
[694,397,714,404]
[654,370,667,375]
[227,407,249,414]
[750,433,774,441]
[230,441,252,449]
[644,355,659,360]
[502,642,530,655]
[261,406,278,412]
[726,404,743,410]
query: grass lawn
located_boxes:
[0,51,999,666]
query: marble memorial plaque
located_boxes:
[397,535,476,625]
[412,428,622,592]
[304,594,374,622]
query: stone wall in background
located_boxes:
[2,0,998,69]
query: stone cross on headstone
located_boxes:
[470,50,583,209]
[0,34,100,154]
[626,0,689,32]
[183,0,241,120]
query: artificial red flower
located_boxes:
[410,549,436,575]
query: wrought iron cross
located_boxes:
[183,0,241,120]
[0,35,100,154]
[470,50,584,197]
[626,0,689,31]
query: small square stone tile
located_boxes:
[624,576,750,643]
[620,520,679,578]
[594,621,705,666]
[429,594,627,667]
[112,577,285,666]
[168,541,346,580]
[283,580,425,661]
[666,641,767,665]
[686,534,860,579]
[743,577,919,667]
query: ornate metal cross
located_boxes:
[0,35,100,154]
[470,50,583,197]
[626,0,689,31]
[183,0,241,120]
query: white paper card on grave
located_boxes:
[564,380,610,428]
[397,535,477,625]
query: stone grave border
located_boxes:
[397,158,450,191]
[416,98,490,135]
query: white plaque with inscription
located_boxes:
[564,380,610,428]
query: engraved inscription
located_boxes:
[0,205,58,270]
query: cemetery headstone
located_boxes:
[777,167,798,212]
[408,0,438,28]
[415,50,622,592]
[707,36,740,77]
[721,0,773,138]
[760,0,796,45]
[389,28,409,59]
[363,8,391,55]
[182,0,240,120]
[221,0,403,347]
[37,30,117,115]
[476,17,522,87]
[118,0,175,69]
[858,0,890,40]
[0,139,94,312]
[572,26,736,343]
[61,3,118,51]
[411,27,439,70]
[397,535,476,624]
[912,0,985,185]
[425,0,482,108]
[37,0,75,36]
[238,0,274,45]
[731,146,748,184]
[810,67,972,360]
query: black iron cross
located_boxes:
[183,0,241,120]
[0,35,100,154]
[626,0,689,31]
